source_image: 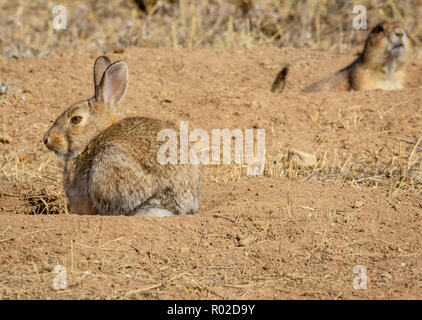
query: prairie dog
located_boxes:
[272,21,414,93]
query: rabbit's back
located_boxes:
[64,117,203,216]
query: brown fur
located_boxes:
[44,57,203,216]
[275,21,414,93]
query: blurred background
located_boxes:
[0,0,421,59]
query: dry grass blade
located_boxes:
[407,136,422,170]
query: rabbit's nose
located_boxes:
[43,136,50,147]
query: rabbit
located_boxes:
[272,21,414,93]
[43,56,203,217]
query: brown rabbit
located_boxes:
[272,21,414,93]
[44,56,203,217]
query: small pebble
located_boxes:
[352,200,364,209]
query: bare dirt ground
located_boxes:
[1,47,422,299]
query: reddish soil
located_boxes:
[0,47,421,299]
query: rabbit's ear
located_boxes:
[93,56,111,97]
[96,61,128,110]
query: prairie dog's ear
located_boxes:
[96,61,128,110]
[93,56,111,97]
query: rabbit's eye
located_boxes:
[71,116,83,125]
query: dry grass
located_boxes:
[0,76,21,98]
[1,0,422,59]
[1,126,421,216]
[212,143,422,197]
[0,148,65,214]
[3,142,421,217]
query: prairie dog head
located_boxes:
[363,21,413,67]
[43,56,128,160]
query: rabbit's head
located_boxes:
[43,56,128,159]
